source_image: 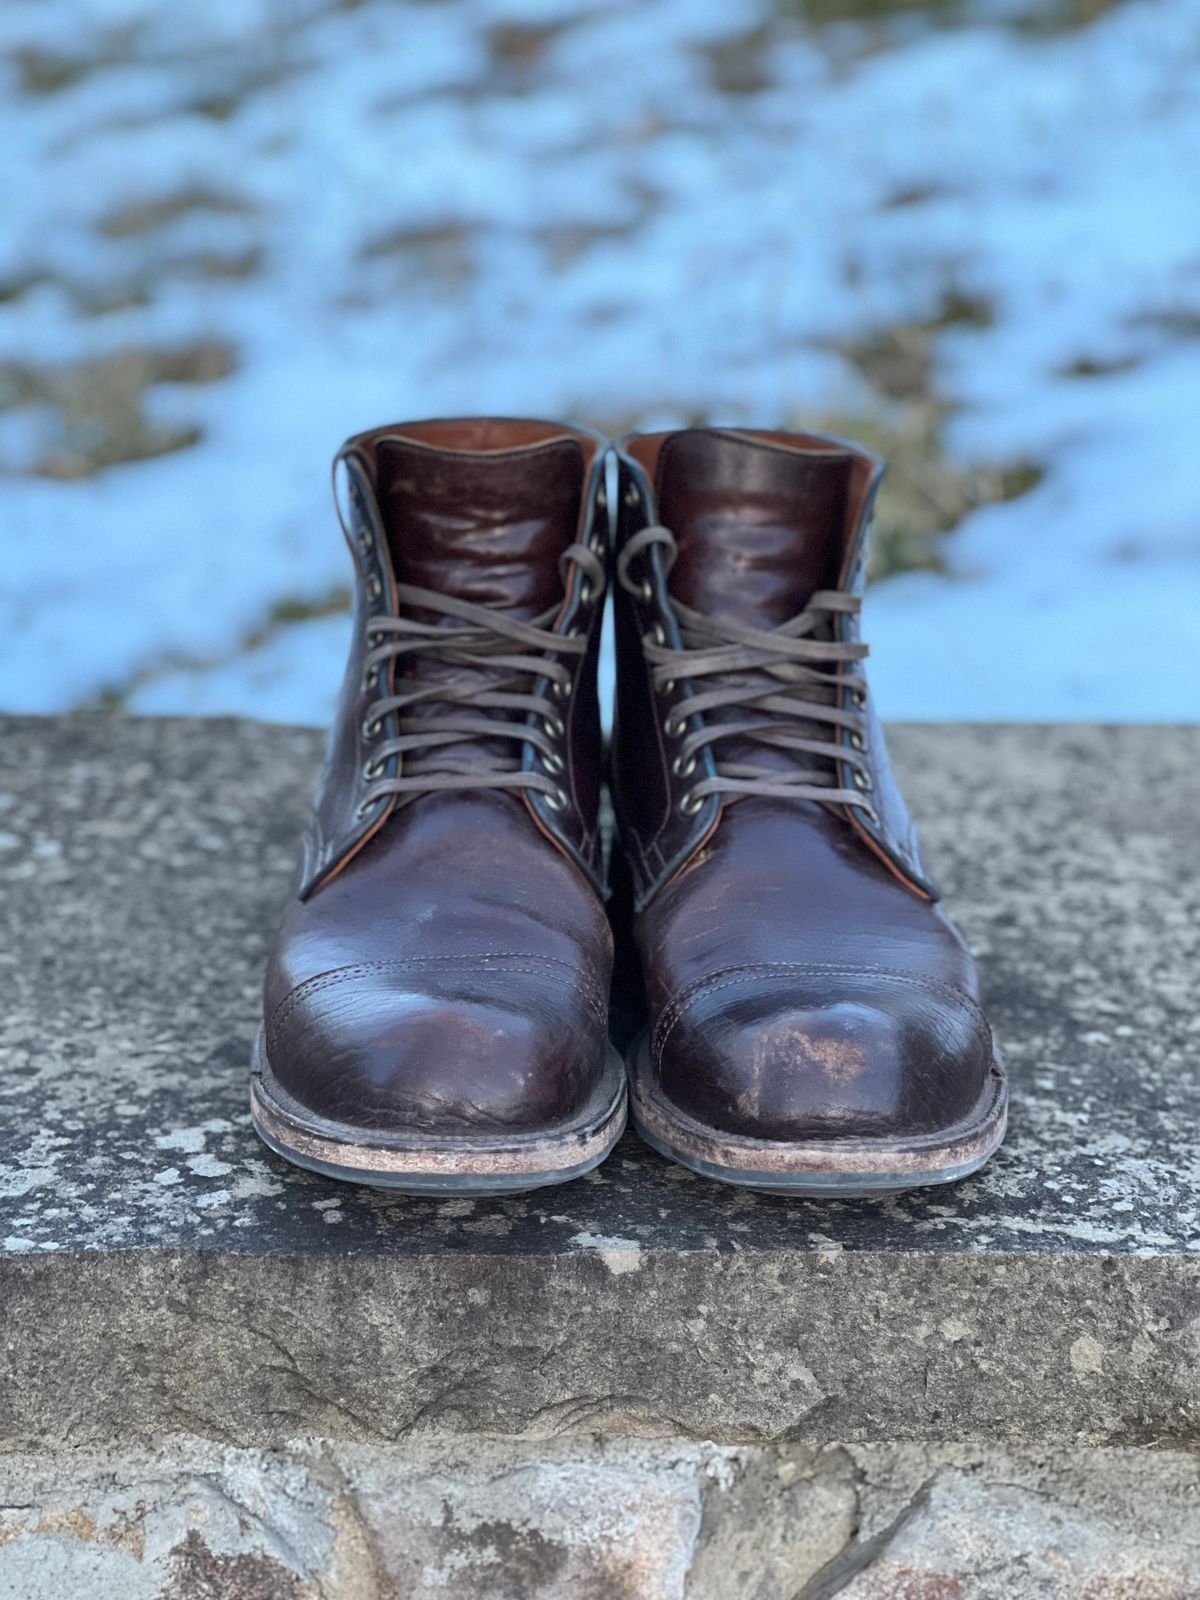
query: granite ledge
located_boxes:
[0,714,1197,1449]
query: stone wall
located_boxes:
[4,1439,1199,1598]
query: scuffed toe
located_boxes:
[655,969,993,1142]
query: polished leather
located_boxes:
[612,427,993,1143]
[265,418,612,1136]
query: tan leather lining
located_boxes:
[347,417,602,474]
[623,426,879,492]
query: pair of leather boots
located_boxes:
[255,419,1007,1197]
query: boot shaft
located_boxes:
[300,418,609,900]
[611,425,936,910]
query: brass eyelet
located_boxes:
[624,485,640,508]
[552,678,573,701]
[859,803,879,827]
[545,787,568,813]
[543,713,565,739]
[357,528,374,554]
[649,623,666,647]
[664,714,685,739]
[541,750,565,774]
[355,797,378,821]
[850,731,866,752]
[362,715,382,741]
[640,579,653,603]
[580,580,593,603]
[362,756,386,782]
[850,689,867,709]
[679,790,703,816]
[854,769,874,792]
[366,573,382,602]
[672,754,697,778]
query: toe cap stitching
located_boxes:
[653,962,991,1065]
[268,954,608,1050]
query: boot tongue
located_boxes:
[369,433,584,788]
[655,428,858,790]
[375,436,583,618]
[655,429,852,627]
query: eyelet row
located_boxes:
[357,515,389,814]
[848,705,876,821]
[668,705,701,805]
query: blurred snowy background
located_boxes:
[1,0,1198,725]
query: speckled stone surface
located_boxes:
[1,715,1197,1449]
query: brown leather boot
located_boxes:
[254,418,624,1192]
[611,427,1007,1194]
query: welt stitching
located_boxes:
[269,955,607,1045]
[652,963,989,1062]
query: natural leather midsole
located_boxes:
[252,1031,627,1177]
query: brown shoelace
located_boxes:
[617,524,877,821]
[357,543,606,816]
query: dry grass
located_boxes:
[0,343,235,479]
